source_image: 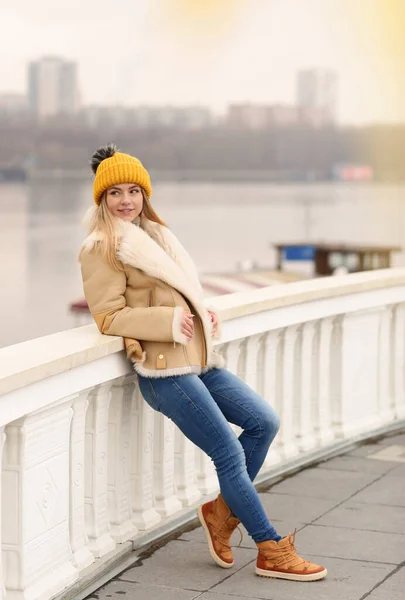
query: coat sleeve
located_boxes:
[80,248,185,343]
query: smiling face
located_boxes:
[105,183,144,221]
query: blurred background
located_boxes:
[1,0,405,347]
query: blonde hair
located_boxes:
[82,188,167,271]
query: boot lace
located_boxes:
[266,529,312,571]
[211,517,243,550]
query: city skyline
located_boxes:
[0,0,404,125]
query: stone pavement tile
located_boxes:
[316,454,400,475]
[88,579,200,599]
[384,463,405,478]
[296,524,405,564]
[346,444,382,457]
[267,467,378,501]
[351,475,405,507]
[388,464,405,478]
[211,555,393,600]
[259,492,339,522]
[374,432,405,446]
[315,501,405,534]
[197,594,256,600]
[118,540,256,591]
[367,566,405,600]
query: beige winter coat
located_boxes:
[79,215,224,377]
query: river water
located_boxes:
[1,179,404,348]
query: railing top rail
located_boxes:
[1,268,405,396]
[214,267,405,320]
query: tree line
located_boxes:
[0,115,404,181]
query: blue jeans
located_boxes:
[138,368,281,543]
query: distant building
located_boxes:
[28,57,80,119]
[134,106,212,130]
[268,105,300,126]
[227,104,270,130]
[83,105,212,130]
[0,93,28,117]
[296,69,338,125]
[227,104,299,129]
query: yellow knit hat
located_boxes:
[93,150,152,205]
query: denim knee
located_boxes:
[260,408,281,442]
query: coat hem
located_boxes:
[133,363,205,378]
[133,353,224,378]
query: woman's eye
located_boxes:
[130,189,139,194]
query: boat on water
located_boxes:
[274,242,401,277]
[0,166,27,182]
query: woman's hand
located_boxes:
[181,311,194,341]
[208,310,219,336]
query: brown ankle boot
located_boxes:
[197,494,241,568]
[256,531,327,581]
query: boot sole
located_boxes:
[255,566,327,581]
[197,506,234,569]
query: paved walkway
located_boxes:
[88,429,405,600]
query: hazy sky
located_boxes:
[1,0,404,124]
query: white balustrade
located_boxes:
[260,330,283,467]
[297,320,318,452]
[84,383,116,558]
[174,430,201,506]
[108,376,138,543]
[70,392,94,571]
[130,388,161,530]
[2,401,77,600]
[316,317,335,444]
[194,449,218,495]
[0,268,405,599]
[153,414,182,517]
[0,428,6,600]
[393,304,405,418]
[279,324,301,459]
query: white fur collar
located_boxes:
[81,214,208,329]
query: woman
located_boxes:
[79,145,327,582]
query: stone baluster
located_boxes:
[85,383,116,558]
[70,391,94,571]
[330,315,343,439]
[131,385,161,530]
[108,376,138,543]
[377,306,395,423]
[174,429,201,506]
[260,329,283,468]
[278,325,301,459]
[153,413,182,517]
[223,338,245,438]
[316,317,335,445]
[2,401,78,599]
[333,309,381,439]
[297,321,318,452]
[0,427,6,600]
[393,303,405,418]
[224,339,245,378]
[244,333,264,393]
[195,449,218,496]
